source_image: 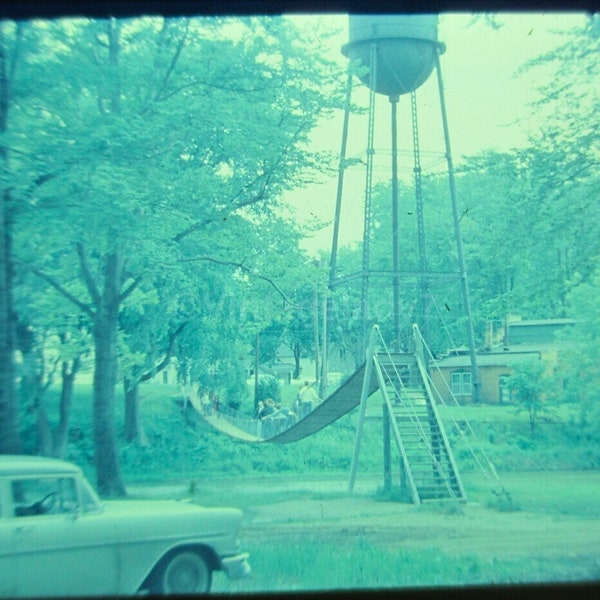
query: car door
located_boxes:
[12,475,121,597]
[0,482,16,597]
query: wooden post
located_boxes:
[383,404,391,491]
[348,326,378,493]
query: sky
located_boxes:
[283,12,588,254]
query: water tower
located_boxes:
[327,14,480,401]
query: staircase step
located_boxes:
[373,353,466,504]
[417,485,461,495]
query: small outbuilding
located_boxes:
[429,317,575,404]
[429,350,541,404]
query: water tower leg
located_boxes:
[434,49,481,403]
[328,72,353,289]
[361,43,378,354]
[411,91,430,344]
[390,94,401,352]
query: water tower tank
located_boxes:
[342,15,442,97]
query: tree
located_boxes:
[283,284,318,380]
[120,309,187,444]
[508,358,554,437]
[8,15,343,494]
[13,284,90,458]
[555,262,600,440]
[0,21,27,454]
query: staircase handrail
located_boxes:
[372,354,421,504]
[372,327,461,500]
[413,346,467,501]
[412,324,501,483]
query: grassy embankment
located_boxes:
[27,379,600,484]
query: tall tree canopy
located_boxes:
[1,15,343,495]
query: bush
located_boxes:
[255,375,281,405]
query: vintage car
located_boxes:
[0,455,250,596]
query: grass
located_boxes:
[30,380,600,486]
[201,470,600,593]
[467,471,600,518]
[212,540,600,593]
[29,380,600,594]
[129,469,600,593]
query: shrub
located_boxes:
[255,375,281,405]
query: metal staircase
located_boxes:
[349,326,466,504]
[374,353,465,503]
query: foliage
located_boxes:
[1,14,344,488]
[255,375,281,405]
[555,262,600,440]
[507,359,555,436]
[47,380,600,487]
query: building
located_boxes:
[429,349,541,404]
[429,317,575,404]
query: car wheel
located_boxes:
[157,551,212,595]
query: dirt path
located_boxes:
[208,473,600,565]
[130,472,600,565]
[243,495,600,562]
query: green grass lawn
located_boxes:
[32,380,600,594]
[213,541,599,592]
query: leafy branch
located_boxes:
[175,255,300,309]
[17,259,95,319]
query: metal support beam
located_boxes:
[348,326,378,493]
[411,91,430,345]
[390,94,401,354]
[434,49,481,402]
[361,43,377,354]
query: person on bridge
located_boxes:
[296,381,321,419]
[254,400,266,420]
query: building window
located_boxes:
[451,371,472,396]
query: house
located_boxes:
[429,317,575,404]
[429,349,541,404]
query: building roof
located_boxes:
[508,318,575,327]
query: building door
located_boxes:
[499,374,511,404]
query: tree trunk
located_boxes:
[93,252,126,497]
[36,395,53,457]
[529,406,536,437]
[0,26,21,454]
[18,333,51,455]
[0,211,19,454]
[123,379,147,445]
[53,357,79,459]
[293,341,301,380]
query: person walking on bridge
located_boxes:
[296,381,321,419]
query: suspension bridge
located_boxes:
[183,325,505,505]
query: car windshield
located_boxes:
[0,4,598,597]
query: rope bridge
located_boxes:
[181,362,378,444]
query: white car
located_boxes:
[0,455,250,596]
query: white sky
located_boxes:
[283,12,587,253]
